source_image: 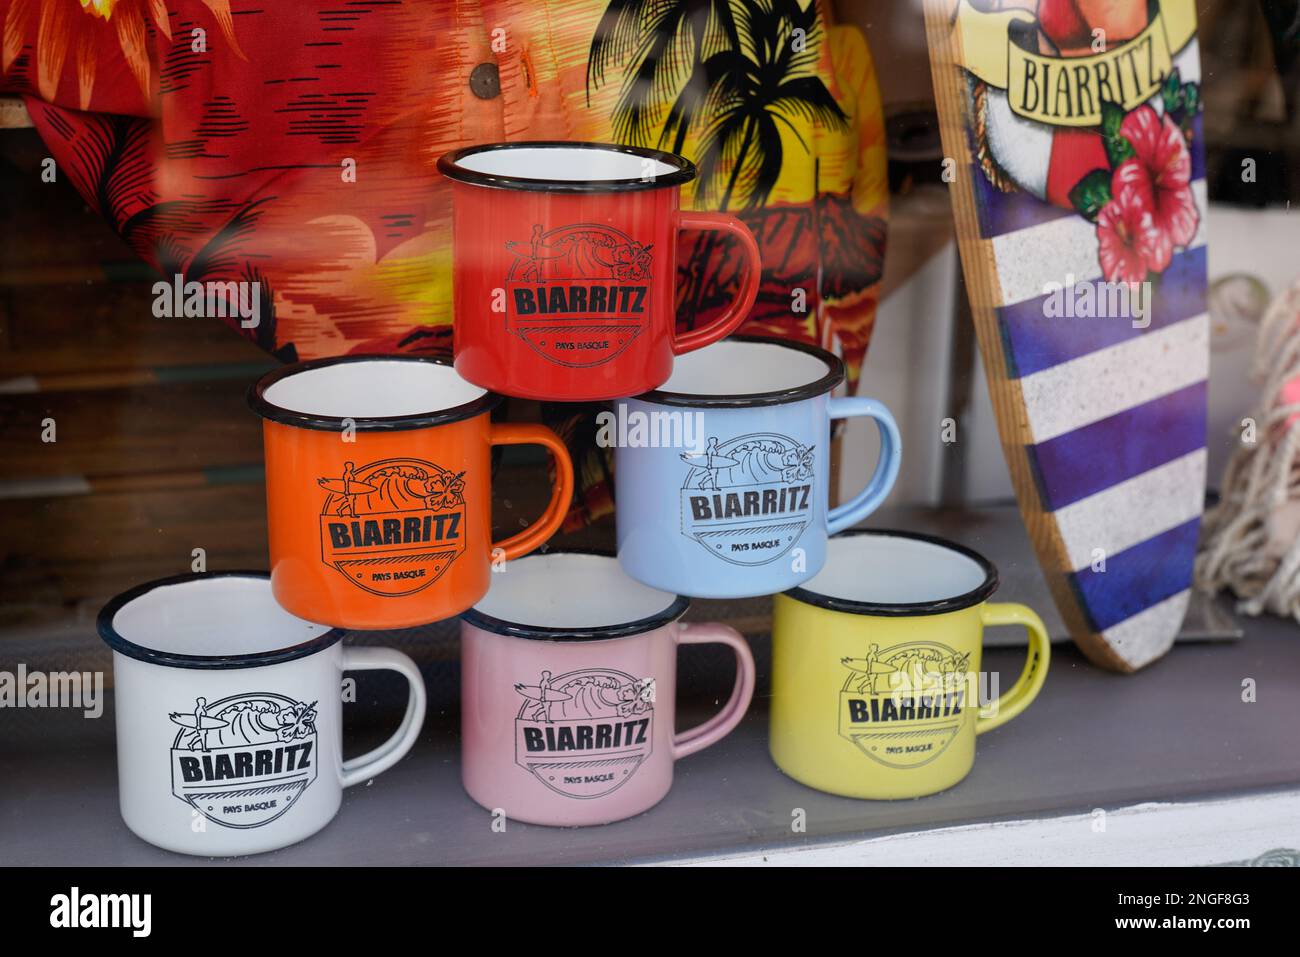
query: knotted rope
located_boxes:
[1196,280,1300,622]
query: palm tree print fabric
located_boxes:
[588,0,888,374]
[1,0,888,528]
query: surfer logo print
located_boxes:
[505,223,651,368]
[514,668,655,799]
[317,457,467,597]
[681,433,815,565]
[169,692,318,828]
[838,642,970,769]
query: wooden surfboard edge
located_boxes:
[922,0,1135,674]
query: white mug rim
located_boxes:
[98,571,345,670]
[461,550,689,641]
[249,354,501,433]
[438,140,695,193]
[783,530,1000,617]
[634,336,845,409]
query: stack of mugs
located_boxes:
[97,142,1049,856]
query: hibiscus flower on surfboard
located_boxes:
[972,0,1202,282]
[928,0,1211,672]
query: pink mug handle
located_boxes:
[672,621,756,760]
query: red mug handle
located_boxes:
[671,211,761,355]
[671,622,756,760]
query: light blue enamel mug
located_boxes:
[612,336,901,599]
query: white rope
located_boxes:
[1195,280,1300,623]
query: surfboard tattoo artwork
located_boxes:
[923,0,1209,671]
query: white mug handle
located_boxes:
[340,647,427,788]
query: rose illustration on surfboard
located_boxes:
[504,223,651,368]
[169,692,318,829]
[317,457,467,597]
[513,668,654,799]
[679,433,815,566]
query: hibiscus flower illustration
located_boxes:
[612,242,652,282]
[424,470,466,511]
[615,678,654,717]
[1091,103,1199,284]
[275,701,318,742]
[1096,182,1158,286]
[1109,105,1198,274]
[780,444,815,483]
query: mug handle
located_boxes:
[975,603,1051,735]
[826,396,902,534]
[671,622,756,760]
[340,647,428,788]
[671,211,761,355]
[489,423,575,561]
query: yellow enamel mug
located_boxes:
[770,530,1050,799]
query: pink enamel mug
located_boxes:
[460,551,756,826]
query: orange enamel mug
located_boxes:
[249,356,574,630]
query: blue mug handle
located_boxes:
[826,397,902,535]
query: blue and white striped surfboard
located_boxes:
[925,0,1208,671]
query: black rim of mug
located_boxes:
[635,335,847,409]
[783,529,1000,617]
[460,550,691,641]
[437,140,696,193]
[248,354,503,433]
[98,571,346,670]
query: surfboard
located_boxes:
[680,452,740,469]
[513,686,575,703]
[923,0,1209,672]
[840,659,897,675]
[317,478,378,495]
[168,714,230,729]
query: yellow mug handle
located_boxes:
[976,603,1051,735]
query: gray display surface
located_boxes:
[3,606,1296,866]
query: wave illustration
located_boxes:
[532,673,652,722]
[687,438,813,489]
[324,461,465,516]
[176,698,316,750]
[350,465,435,513]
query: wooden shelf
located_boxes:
[3,590,1297,866]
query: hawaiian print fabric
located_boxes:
[1,0,888,527]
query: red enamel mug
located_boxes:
[438,141,761,402]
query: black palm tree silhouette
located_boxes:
[693,0,847,210]
[586,0,848,322]
[587,0,846,209]
[587,0,740,155]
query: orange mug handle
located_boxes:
[671,211,761,355]
[488,423,574,561]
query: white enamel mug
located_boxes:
[98,571,427,856]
